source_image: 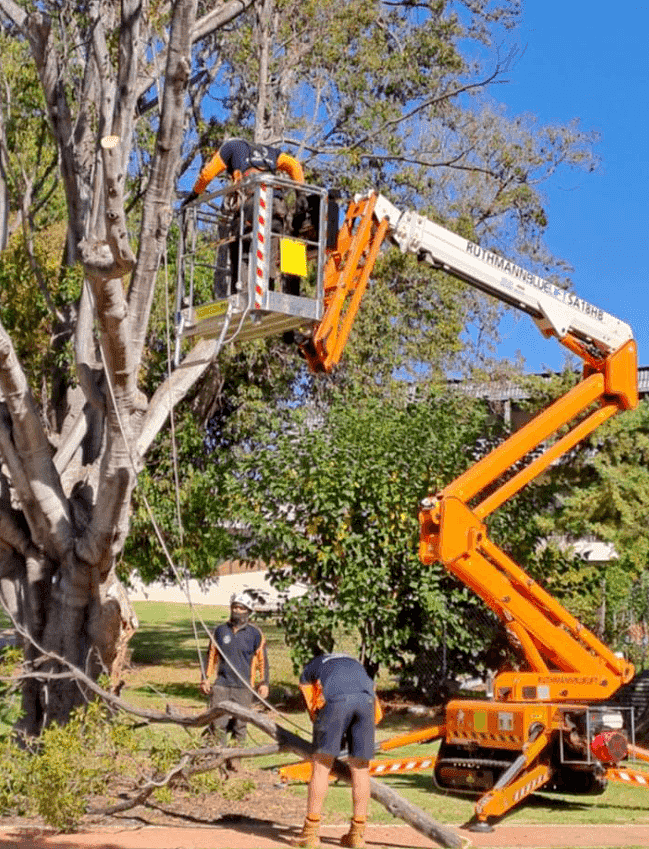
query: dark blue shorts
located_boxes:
[312,692,375,760]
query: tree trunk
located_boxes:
[0,0,255,732]
[218,700,463,849]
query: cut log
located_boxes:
[218,699,463,849]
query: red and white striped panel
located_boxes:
[370,756,436,776]
[254,183,268,310]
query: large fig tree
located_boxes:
[0,0,253,732]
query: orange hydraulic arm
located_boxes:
[301,188,638,700]
[301,194,389,373]
[419,338,638,702]
[303,188,638,699]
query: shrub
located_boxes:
[0,698,139,831]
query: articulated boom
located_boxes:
[361,193,647,829]
[413,338,645,828]
[419,341,638,703]
[349,189,639,700]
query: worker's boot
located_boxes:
[290,814,321,848]
[340,816,367,848]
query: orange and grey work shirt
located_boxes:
[206,621,269,689]
[299,653,383,724]
[192,138,304,195]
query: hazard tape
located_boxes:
[279,755,437,783]
[254,183,268,309]
[370,756,436,776]
[607,767,649,788]
[512,770,549,802]
[453,730,521,745]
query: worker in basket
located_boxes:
[181,137,306,299]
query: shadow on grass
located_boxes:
[131,680,203,701]
[385,770,649,820]
[130,619,208,665]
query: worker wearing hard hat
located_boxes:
[292,652,383,849]
[200,590,270,770]
[181,137,304,206]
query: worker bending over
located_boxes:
[182,137,304,206]
[181,137,305,299]
[292,652,383,849]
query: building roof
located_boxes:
[452,366,649,403]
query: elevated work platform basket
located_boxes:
[175,175,335,363]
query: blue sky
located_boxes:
[485,2,649,372]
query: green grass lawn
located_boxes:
[121,600,649,839]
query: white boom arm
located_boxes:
[372,194,633,354]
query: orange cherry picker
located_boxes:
[177,180,649,828]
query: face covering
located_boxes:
[230,606,250,626]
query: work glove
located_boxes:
[180,189,199,209]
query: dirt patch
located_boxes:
[107,764,306,829]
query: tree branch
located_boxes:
[136,336,223,458]
[128,0,198,365]
[7,619,460,848]
[22,9,88,260]
[192,0,255,43]
[0,325,72,560]
[216,701,463,849]
[87,744,279,815]
[0,0,26,29]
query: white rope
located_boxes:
[82,246,311,737]
[162,236,205,676]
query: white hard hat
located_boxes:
[230,590,257,611]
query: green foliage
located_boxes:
[123,410,237,583]
[0,35,66,227]
[226,387,547,692]
[0,227,81,400]
[148,734,185,803]
[535,398,649,648]
[188,771,255,799]
[339,248,469,389]
[0,701,139,830]
[559,401,649,566]
[0,646,24,730]
[0,736,31,818]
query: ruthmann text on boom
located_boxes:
[465,242,604,321]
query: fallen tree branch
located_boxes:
[5,626,460,846]
[88,743,280,815]
[218,700,463,849]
